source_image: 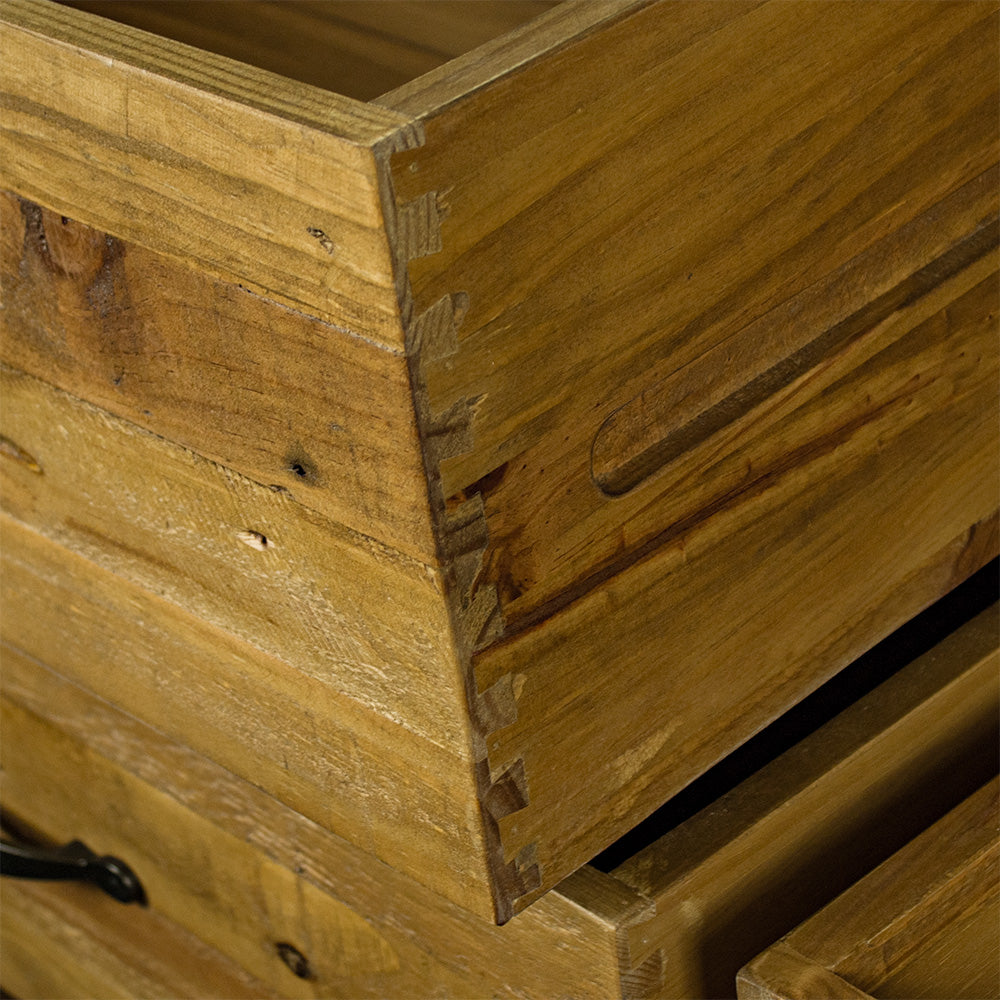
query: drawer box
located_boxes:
[2,589,996,999]
[2,0,998,921]
[737,778,1000,1000]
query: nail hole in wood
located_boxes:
[237,530,270,551]
[276,942,313,980]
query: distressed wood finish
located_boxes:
[0,644,630,1000]
[2,0,998,923]
[737,778,1000,1000]
[0,878,277,1000]
[0,513,486,914]
[2,593,994,999]
[0,192,435,559]
[378,0,999,909]
[614,604,1000,999]
[0,0,411,337]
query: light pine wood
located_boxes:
[0,878,277,1000]
[737,778,1000,1000]
[0,644,631,1000]
[0,365,464,747]
[385,0,998,635]
[472,252,998,909]
[606,605,1000,999]
[377,0,999,910]
[63,2,558,102]
[0,191,435,560]
[0,0,412,338]
[2,0,997,923]
[0,513,488,916]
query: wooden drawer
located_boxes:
[2,0,998,921]
[2,584,996,999]
[737,778,1000,1000]
[0,878,276,1000]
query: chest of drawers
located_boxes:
[1,0,997,976]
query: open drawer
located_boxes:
[2,0,997,921]
[737,778,1000,1000]
[2,576,996,998]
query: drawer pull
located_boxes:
[0,836,146,904]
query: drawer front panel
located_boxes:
[605,600,999,999]
[0,878,276,1000]
[0,644,626,1000]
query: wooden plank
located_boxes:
[474,256,999,909]
[0,364,464,748]
[0,0,412,340]
[0,191,436,561]
[607,605,1000,999]
[383,0,999,640]
[64,2,558,102]
[0,878,277,1000]
[374,1,1000,912]
[0,513,491,918]
[0,645,631,1000]
[738,778,1000,999]
[736,945,872,1000]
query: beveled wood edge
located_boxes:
[739,778,1000,998]
[736,943,873,1000]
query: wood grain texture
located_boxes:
[737,778,1000,1000]
[0,878,277,1000]
[0,645,632,1000]
[0,513,491,917]
[388,0,998,638]
[610,605,1000,999]
[63,1,557,102]
[469,237,998,910]
[0,364,464,746]
[379,0,1000,912]
[0,191,435,560]
[0,0,412,339]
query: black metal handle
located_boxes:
[0,837,146,904]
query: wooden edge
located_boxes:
[0,0,416,341]
[553,866,664,999]
[372,116,541,924]
[620,603,1000,892]
[790,778,1000,984]
[736,943,873,1000]
[366,5,660,927]
[375,0,651,118]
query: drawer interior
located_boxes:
[59,1,560,101]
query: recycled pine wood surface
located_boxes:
[2,588,994,999]
[379,0,1000,910]
[0,513,486,915]
[736,778,1000,1000]
[0,0,413,337]
[0,644,632,1000]
[2,0,998,922]
[0,878,277,1000]
[612,604,1000,999]
[0,191,435,560]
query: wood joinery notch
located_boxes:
[375,129,538,923]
